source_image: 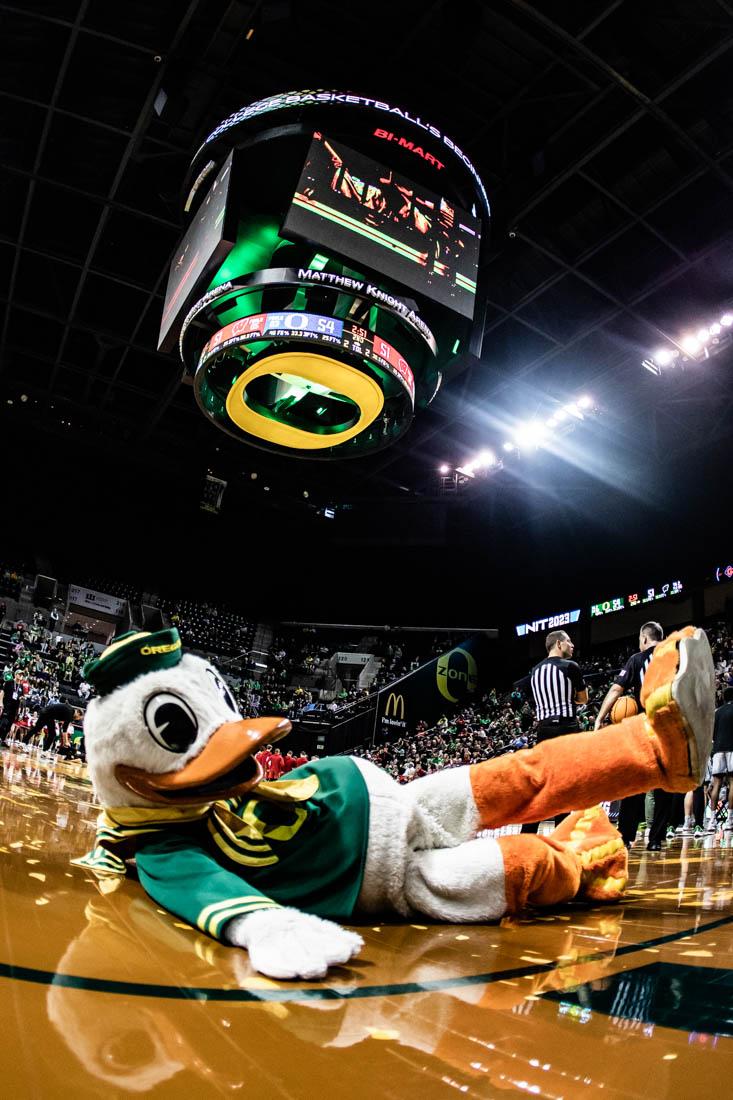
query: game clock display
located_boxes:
[591,580,684,617]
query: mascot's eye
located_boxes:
[144,693,198,753]
[206,668,237,712]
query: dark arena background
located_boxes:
[1,2,733,1097]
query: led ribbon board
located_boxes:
[178,268,437,363]
[591,580,684,617]
[515,610,581,638]
[199,311,415,403]
[192,89,490,219]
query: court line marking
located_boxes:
[1,912,732,1002]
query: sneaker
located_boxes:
[680,816,695,837]
[641,627,715,788]
[704,818,717,833]
[694,825,703,837]
[724,812,733,832]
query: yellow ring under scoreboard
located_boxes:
[225,351,384,450]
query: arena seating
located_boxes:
[3,562,732,784]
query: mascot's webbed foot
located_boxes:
[551,807,628,902]
[224,907,364,981]
[640,626,715,789]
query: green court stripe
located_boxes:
[1,912,732,1004]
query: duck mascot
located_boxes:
[75,626,714,980]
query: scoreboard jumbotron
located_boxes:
[159,90,491,458]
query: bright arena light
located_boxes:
[578,394,593,409]
[439,463,450,474]
[644,307,733,373]
[475,448,496,468]
[503,441,515,452]
[680,334,701,355]
[514,420,547,450]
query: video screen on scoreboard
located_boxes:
[158,151,235,351]
[283,132,481,319]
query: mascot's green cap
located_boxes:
[83,628,183,697]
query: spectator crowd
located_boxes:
[2,555,733,794]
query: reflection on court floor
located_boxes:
[1,746,732,1098]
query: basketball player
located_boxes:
[707,686,733,831]
[595,622,672,849]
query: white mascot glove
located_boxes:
[224,907,364,980]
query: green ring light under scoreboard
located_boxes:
[224,351,385,451]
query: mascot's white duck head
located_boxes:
[82,629,290,809]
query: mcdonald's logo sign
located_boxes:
[384,692,405,720]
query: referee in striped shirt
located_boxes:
[530,629,588,739]
[521,629,588,834]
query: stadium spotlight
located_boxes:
[439,463,451,474]
[644,306,733,372]
[455,446,501,480]
[680,334,701,355]
[503,441,515,452]
[577,394,593,409]
[513,420,547,450]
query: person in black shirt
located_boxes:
[708,687,733,831]
[521,629,588,834]
[29,702,82,754]
[595,622,671,849]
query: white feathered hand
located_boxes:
[225,907,364,980]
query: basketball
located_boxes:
[611,695,639,722]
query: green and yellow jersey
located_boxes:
[74,757,369,940]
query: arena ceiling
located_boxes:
[2,0,733,523]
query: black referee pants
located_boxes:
[619,789,679,847]
[521,718,579,834]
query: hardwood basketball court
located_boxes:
[1,747,731,1098]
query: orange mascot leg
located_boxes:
[471,627,714,830]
